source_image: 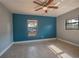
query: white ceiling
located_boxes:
[0,0,79,17]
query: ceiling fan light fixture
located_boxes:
[43,7,48,10]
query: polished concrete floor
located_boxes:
[0,39,79,58]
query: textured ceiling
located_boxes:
[0,0,79,17]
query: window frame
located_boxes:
[65,16,79,30]
[27,20,38,37]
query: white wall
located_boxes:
[0,3,13,54]
[57,8,79,45]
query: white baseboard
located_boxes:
[0,42,14,56]
[58,38,79,47]
[0,38,56,56]
[14,38,56,44]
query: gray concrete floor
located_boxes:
[0,39,79,58]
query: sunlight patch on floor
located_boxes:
[48,45,72,58]
[48,45,63,54]
[59,53,72,58]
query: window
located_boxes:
[27,20,38,36]
[65,17,79,30]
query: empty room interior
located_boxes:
[0,0,79,58]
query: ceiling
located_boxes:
[0,0,79,17]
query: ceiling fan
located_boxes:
[33,0,62,13]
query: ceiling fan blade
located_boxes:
[34,5,40,9]
[54,2,61,6]
[33,1,42,6]
[48,6,58,9]
[37,0,42,3]
[46,0,54,6]
[35,7,42,11]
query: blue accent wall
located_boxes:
[13,14,56,42]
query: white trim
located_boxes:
[14,38,56,44]
[58,38,79,47]
[0,38,56,56]
[0,42,14,56]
